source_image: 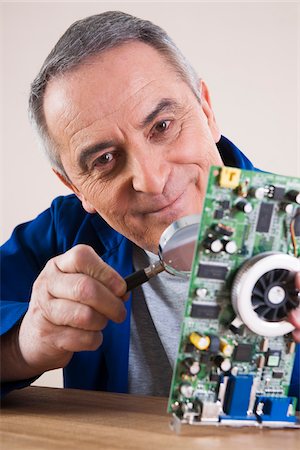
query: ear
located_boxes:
[53,169,97,214]
[199,79,221,143]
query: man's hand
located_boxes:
[288,272,300,343]
[2,245,127,381]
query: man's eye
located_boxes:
[93,152,114,167]
[152,120,171,134]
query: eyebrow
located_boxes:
[78,140,115,172]
[139,98,181,128]
[77,98,182,171]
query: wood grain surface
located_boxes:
[1,386,299,449]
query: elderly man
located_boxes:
[1,11,299,398]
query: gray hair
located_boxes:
[29,11,201,180]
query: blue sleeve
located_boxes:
[1,199,62,396]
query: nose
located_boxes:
[130,149,170,194]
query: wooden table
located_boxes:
[1,386,299,449]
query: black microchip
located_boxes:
[191,303,220,319]
[272,186,285,200]
[197,264,228,280]
[201,353,211,364]
[214,209,224,219]
[233,343,253,362]
[256,202,274,233]
[220,200,230,210]
[272,370,284,379]
[295,208,300,236]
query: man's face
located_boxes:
[44,41,223,252]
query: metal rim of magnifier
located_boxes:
[158,213,201,277]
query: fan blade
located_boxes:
[252,287,265,299]
[255,305,272,318]
[257,276,267,291]
[287,296,299,309]
[252,298,265,309]
[266,270,275,284]
[275,269,288,282]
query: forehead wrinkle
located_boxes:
[66,78,170,152]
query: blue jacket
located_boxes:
[1,136,299,400]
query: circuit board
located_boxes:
[168,166,300,429]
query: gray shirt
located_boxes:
[128,246,189,396]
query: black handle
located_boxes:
[125,269,149,292]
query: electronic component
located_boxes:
[254,396,296,422]
[272,370,284,379]
[267,185,286,200]
[214,223,234,236]
[266,350,281,367]
[256,202,274,233]
[294,210,300,236]
[222,239,237,254]
[214,209,224,219]
[287,190,300,204]
[219,167,241,189]
[179,382,194,398]
[203,234,223,253]
[236,199,253,214]
[182,357,200,376]
[189,332,210,351]
[190,303,220,319]
[222,375,253,417]
[214,355,231,372]
[250,186,265,200]
[280,202,294,215]
[197,263,228,280]
[220,339,234,357]
[220,200,230,210]
[233,343,253,362]
[168,166,300,429]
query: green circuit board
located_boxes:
[168,166,300,428]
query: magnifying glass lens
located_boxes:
[161,222,199,275]
[125,214,200,291]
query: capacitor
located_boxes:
[183,357,201,375]
[280,202,294,215]
[220,339,234,357]
[214,355,232,372]
[222,239,238,254]
[204,234,223,253]
[236,200,253,214]
[179,382,194,398]
[189,332,210,351]
[287,190,300,205]
[195,288,207,299]
[250,186,265,200]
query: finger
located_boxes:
[41,298,108,331]
[45,271,127,323]
[295,272,300,290]
[291,328,300,343]
[54,244,127,297]
[50,325,104,353]
[288,307,300,329]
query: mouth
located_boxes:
[139,190,186,217]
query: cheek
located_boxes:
[174,115,219,163]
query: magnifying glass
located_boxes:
[125,214,200,291]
